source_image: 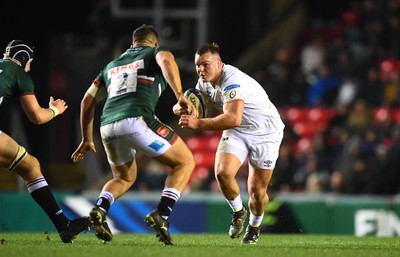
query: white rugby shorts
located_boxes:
[100,117,173,166]
[216,128,283,170]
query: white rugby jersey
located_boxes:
[196,64,285,134]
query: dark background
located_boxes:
[0,0,351,164]
[0,0,351,67]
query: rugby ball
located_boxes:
[184,88,210,119]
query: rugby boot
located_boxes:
[89,206,113,242]
[229,205,248,239]
[59,217,90,243]
[145,209,173,245]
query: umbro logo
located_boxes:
[222,137,229,141]
[263,160,273,167]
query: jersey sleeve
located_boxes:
[222,83,243,103]
[15,69,35,95]
[154,46,170,55]
[94,68,107,88]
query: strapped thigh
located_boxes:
[8,146,27,171]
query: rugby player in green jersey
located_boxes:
[0,40,90,243]
[71,25,195,245]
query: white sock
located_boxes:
[226,194,243,212]
[249,212,264,227]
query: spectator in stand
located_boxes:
[335,72,359,107]
[269,141,296,193]
[330,170,345,193]
[307,63,341,107]
[310,131,334,172]
[346,99,374,136]
[329,136,361,193]
[326,39,354,79]
[373,108,396,143]
[357,66,384,107]
[300,34,326,85]
[264,46,295,106]
[383,70,400,107]
[385,6,400,58]
[359,0,385,53]
[287,70,309,106]
[324,104,351,160]
[360,128,381,157]
[327,104,350,134]
[293,152,330,193]
[329,130,381,195]
[345,154,378,194]
[377,124,400,194]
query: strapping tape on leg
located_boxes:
[8,146,27,171]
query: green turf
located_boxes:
[0,233,399,257]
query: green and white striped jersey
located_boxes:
[95,46,170,126]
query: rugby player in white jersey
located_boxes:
[174,42,285,244]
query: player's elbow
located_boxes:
[27,112,46,125]
[156,52,176,70]
[232,117,242,127]
[159,59,175,71]
[80,93,97,114]
[81,93,95,107]
[226,114,242,127]
[28,115,45,125]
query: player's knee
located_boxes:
[249,187,268,202]
[29,155,41,171]
[23,155,42,179]
[215,171,232,184]
[11,149,43,180]
[123,172,137,185]
[113,167,137,185]
[175,149,195,171]
[185,153,195,171]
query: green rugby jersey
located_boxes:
[95,46,170,126]
[0,59,35,107]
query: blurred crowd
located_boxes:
[257,0,400,109]
[256,0,400,196]
[271,102,400,195]
[131,0,400,195]
[264,0,400,196]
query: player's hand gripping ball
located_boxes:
[184,88,211,119]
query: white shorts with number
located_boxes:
[100,116,176,166]
[216,128,283,170]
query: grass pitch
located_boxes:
[0,232,399,257]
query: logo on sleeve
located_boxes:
[263,160,273,168]
[223,84,241,100]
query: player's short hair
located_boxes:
[3,40,34,68]
[133,24,158,43]
[196,42,220,56]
